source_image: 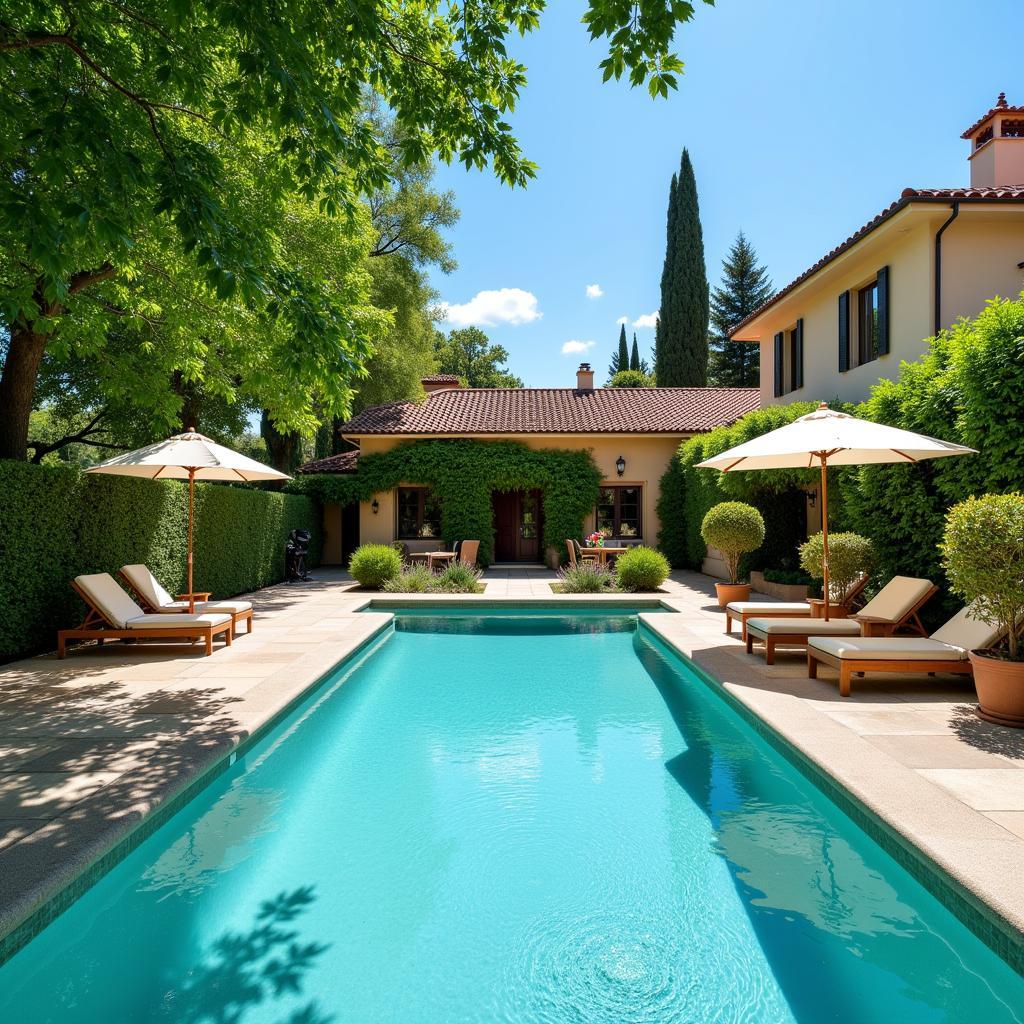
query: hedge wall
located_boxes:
[0,462,320,663]
[291,438,602,566]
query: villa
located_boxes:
[299,364,759,564]
[731,94,1024,405]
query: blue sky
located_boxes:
[427,0,1022,387]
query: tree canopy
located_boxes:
[435,327,523,388]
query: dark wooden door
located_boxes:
[491,490,543,562]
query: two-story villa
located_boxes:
[731,94,1024,405]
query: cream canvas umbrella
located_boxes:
[86,428,290,611]
[696,403,975,618]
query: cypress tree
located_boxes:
[629,333,650,375]
[707,231,773,387]
[608,323,629,378]
[654,149,709,386]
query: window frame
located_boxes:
[857,280,880,367]
[596,485,643,540]
[395,486,443,540]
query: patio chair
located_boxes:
[725,575,870,641]
[572,540,599,566]
[459,540,480,567]
[807,604,1001,697]
[744,576,938,665]
[119,564,254,636]
[58,573,233,658]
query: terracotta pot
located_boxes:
[715,582,750,608]
[970,650,1024,728]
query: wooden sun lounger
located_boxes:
[58,575,233,658]
[725,575,869,641]
[744,577,938,664]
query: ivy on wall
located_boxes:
[0,461,320,663]
[291,438,603,565]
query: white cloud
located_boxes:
[616,315,629,325]
[585,284,604,299]
[440,288,542,327]
[561,339,596,356]
[633,311,660,329]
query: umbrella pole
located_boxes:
[820,455,830,621]
[188,470,195,614]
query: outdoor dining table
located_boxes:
[409,550,457,570]
[582,545,627,565]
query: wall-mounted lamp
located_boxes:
[371,498,380,515]
[615,455,626,477]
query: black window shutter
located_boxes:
[838,292,850,372]
[876,266,890,355]
[794,318,804,391]
[773,332,784,397]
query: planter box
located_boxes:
[749,570,810,602]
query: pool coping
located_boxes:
[0,616,395,967]
[638,615,1024,975]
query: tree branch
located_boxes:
[27,409,120,462]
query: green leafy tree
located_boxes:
[608,369,654,388]
[608,324,630,379]
[654,149,708,386]
[0,3,712,462]
[708,232,772,387]
[435,328,523,388]
[629,333,651,374]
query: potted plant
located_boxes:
[798,531,875,615]
[700,501,766,607]
[940,493,1024,727]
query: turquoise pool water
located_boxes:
[1,613,1022,1022]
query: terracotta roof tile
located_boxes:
[339,387,759,436]
[420,374,461,384]
[295,449,359,475]
[730,186,1024,338]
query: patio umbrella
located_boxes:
[696,403,974,619]
[86,428,290,611]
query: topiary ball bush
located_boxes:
[798,531,875,604]
[615,546,670,592]
[349,543,402,589]
[940,492,1024,660]
[700,502,765,584]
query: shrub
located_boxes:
[348,543,401,588]
[798,531,874,603]
[556,562,618,593]
[382,564,435,593]
[433,562,484,593]
[940,493,1024,659]
[0,461,319,663]
[700,502,765,584]
[762,568,813,586]
[608,369,654,388]
[615,546,670,592]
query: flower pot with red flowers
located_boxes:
[700,502,766,609]
[941,493,1024,727]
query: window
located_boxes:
[773,319,803,397]
[396,487,442,539]
[597,486,642,539]
[858,281,879,366]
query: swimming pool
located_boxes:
[0,611,1021,1022]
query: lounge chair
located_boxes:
[807,604,1001,697]
[459,540,480,567]
[744,576,938,664]
[58,573,233,658]
[725,575,869,641]
[119,564,254,636]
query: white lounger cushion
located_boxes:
[120,564,174,609]
[727,601,810,616]
[747,617,861,637]
[76,573,147,629]
[929,604,1002,651]
[856,576,934,621]
[125,612,231,629]
[159,600,252,615]
[808,636,969,662]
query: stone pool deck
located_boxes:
[0,568,1022,966]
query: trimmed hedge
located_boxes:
[0,461,320,663]
[292,438,602,566]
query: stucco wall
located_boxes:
[940,212,1024,325]
[344,433,686,559]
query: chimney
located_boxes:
[575,362,595,392]
[963,92,1024,188]
[421,374,464,395]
